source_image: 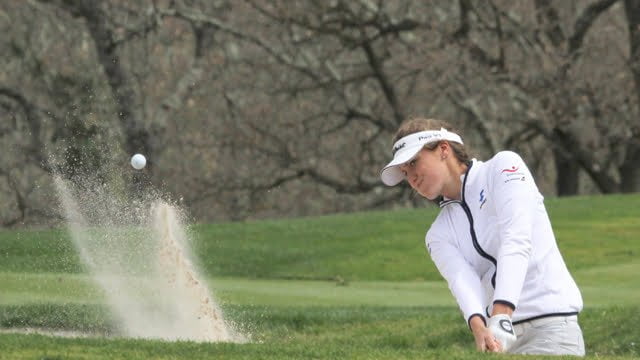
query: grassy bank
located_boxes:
[0,193,639,359]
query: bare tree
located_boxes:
[1,0,638,227]
[168,0,640,205]
[440,0,639,194]
[621,0,640,192]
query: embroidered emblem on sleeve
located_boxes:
[500,165,526,183]
[479,189,487,209]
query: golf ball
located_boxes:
[130,154,147,170]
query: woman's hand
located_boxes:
[469,315,501,352]
[487,303,517,352]
[487,314,517,352]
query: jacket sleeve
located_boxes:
[426,227,486,325]
[488,151,536,309]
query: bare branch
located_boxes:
[568,0,620,55]
[445,90,497,154]
[361,41,404,125]
[528,121,619,192]
[534,0,566,47]
[0,88,51,171]
[451,0,503,69]
[303,167,378,194]
[156,4,322,82]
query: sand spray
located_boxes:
[53,175,244,342]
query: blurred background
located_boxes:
[1,0,639,227]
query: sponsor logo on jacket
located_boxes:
[479,189,487,209]
[501,165,525,183]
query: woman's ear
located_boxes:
[439,141,449,160]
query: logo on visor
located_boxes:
[418,134,441,142]
[501,166,519,173]
[392,142,406,155]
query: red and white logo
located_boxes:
[501,166,519,173]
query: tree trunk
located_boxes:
[554,147,580,195]
[625,0,640,95]
[550,127,619,193]
[622,0,640,192]
[620,144,640,192]
[61,0,153,161]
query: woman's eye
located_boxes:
[409,160,417,167]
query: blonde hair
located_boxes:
[393,117,471,164]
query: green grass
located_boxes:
[0,272,456,307]
[1,305,639,359]
[0,193,639,359]
[2,194,638,281]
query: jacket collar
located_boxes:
[439,158,479,207]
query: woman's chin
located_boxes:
[421,191,439,201]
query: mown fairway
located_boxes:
[1,194,639,359]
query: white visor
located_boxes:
[380,128,463,186]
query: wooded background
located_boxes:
[1,0,639,227]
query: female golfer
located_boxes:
[380,117,584,355]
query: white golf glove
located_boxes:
[487,314,517,352]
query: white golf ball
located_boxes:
[130,154,147,170]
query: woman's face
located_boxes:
[399,147,447,200]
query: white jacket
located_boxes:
[426,151,583,325]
